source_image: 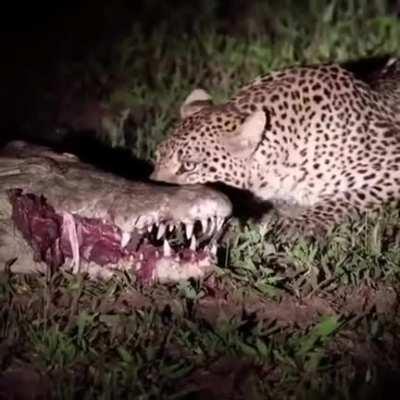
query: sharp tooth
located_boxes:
[139,253,144,260]
[120,231,131,248]
[163,238,172,257]
[136,262,142,270]
[156,223,166,240]
[168,224,175,232]
[190,235,197,251]
[200,218,208,233]
[211,243,217,255]
[216,217,224,231]
[147,224,153,233]
[135,216,145,229]
[208,218,215,235]
[185,222,194,239]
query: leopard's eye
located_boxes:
[182,161,197,172]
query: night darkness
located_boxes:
[2,0,399,145]
[2,1,134,141]
[1,1,255,141]
[2,1,400,399]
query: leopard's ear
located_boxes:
[180,89,213,119]
[224,110,266,158]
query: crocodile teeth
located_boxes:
[211,243,217,256]
[147,224,153,233]
[163,238,172,257]
[190,235,197,251]
[135,216,144,229]
[200,218,208,234]
[208,217,215,235]
[136,262,142,270]
[156,223,166,239]
[168,224,175,232]
[139,253,144,261]
[185,222,194,239]
[136,215,152,230]
[120,231,131,248]
[216,217,224,231]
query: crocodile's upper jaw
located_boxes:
[1,141,232,283]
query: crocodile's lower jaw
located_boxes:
[8,189,224,284]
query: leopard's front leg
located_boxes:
[274,189,387,240]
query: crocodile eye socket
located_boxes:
[182,161,198,172]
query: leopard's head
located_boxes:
[150,89,267,189]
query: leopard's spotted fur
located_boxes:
[151,58,400,236]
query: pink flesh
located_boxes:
[7,189,209,282]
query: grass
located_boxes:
[2,0,400,398]
[2,214,400,399]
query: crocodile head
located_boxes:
[0,141,232,283]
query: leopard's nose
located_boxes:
[150,166,178,184]
[149,166,161,181]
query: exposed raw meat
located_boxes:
[1,141,232,283]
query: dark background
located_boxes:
[1,0,399,145]
[1,0,276,142]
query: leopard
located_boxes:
[150,57,400,238]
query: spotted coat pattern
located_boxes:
[151,60,400,237]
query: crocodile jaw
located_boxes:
[1,141,233,284]
[7,188,228,284]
